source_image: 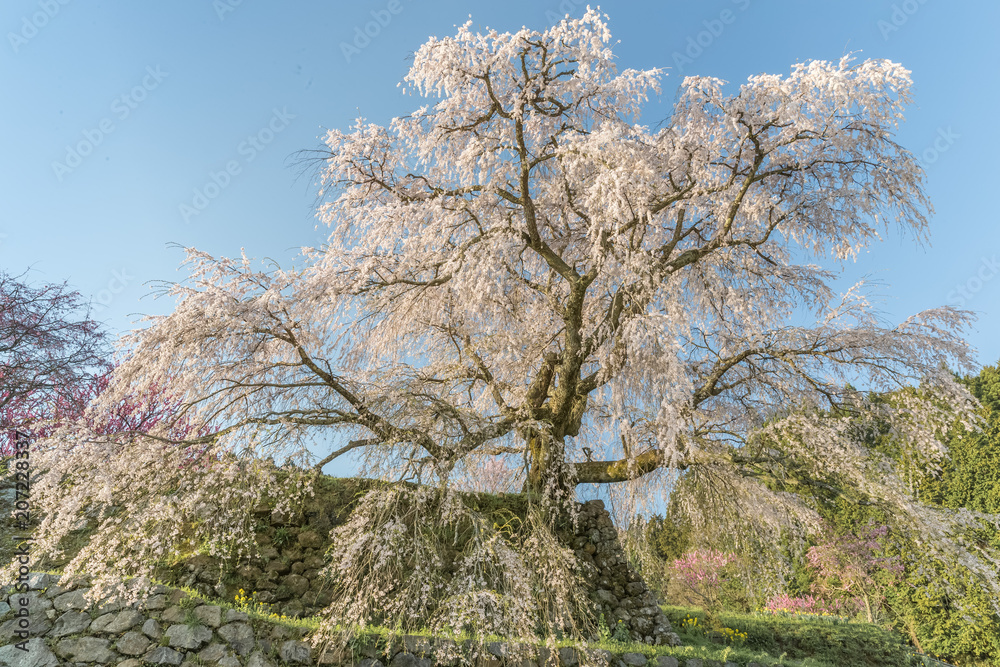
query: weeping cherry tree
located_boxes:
[14,9,1000,646]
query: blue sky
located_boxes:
[2,1,998,473]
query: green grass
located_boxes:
[662,605,950,667]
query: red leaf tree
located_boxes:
[1,271,109,455]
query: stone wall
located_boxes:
[156,481,676,645]
[566,501,674,645]
[1,572,315,667]
[0,573,769,667]
[1,473,707,662]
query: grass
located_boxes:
[661,605,951,667]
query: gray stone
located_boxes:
[388,654,431,667]
[316,646,353,665]
[26,573,55,591]
[620,653,647,666]
[218,622,256,656]
[481,642,503,659]
[0,637,59,667]
[403,636,434,657]
[160,606,186,624]
[653,657,679,667]
[632,617,653,635]
[0,602,8,617]
[165,623,213,649]
[7,592,52,614]
[94,594,125,614]
[199,642,231,662]
[224,609,248,623]
[54,636,115,663]
[297,530,323,549]
[144,646,184,665]
[40,584,66,599]
[282,600,305,618]
[355,641,382,660]
[89,612,115,633]
[279,640,312,664]
[116,630,152,656]
[49,610,91,637]
[0,616,52,644]
[52,589,91,612]
[356,661,384,667]
[141,594,168,611]
[595,589,619,606]
[283,574,310,598]
[104,609,144,633]
[218,657,242,667]
[245,652,276,667]
[683,660,703,667]
[558,647,579,666]
[142,618,163,639]
[118,660,142,667]
[194,605,223,628]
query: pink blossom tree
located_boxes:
[669,549,737,610]
[806,522,904,623]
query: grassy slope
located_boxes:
[660,606,948,667]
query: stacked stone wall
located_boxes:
[158,487,675,646]
[1,573,768,667]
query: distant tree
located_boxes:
[0,270,109,455]
[669,549,736,612]
[806,522,903,623]
[16,9,1000,647]
[919,363,1000,513]
[715,369,1000,663]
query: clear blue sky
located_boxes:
[2,1,998,473]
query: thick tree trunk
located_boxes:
[525,428,566,493]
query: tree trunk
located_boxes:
[525,428,567,494]
[906,620,924,654]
